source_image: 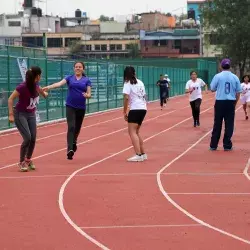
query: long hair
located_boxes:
[74,61,86,77]
[123,66,137,84]
[242,74,250,83]
[25,66,42,95]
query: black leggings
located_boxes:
[190,98,202,123]
[66,106,86,152]
[160,90,169,107]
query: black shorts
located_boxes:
[128,109,147,125]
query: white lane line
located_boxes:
[0,98,214,171]
[0,99,162,137]
[0,98,191,151]
[243,158,250,181]
[167,193,250,195]
[58,106,213,250]
[80,224,202,229]
[0,94,210,138]
[0,172,244,180]
[0,109,179,170]
[157,106,250,245]
[0,96,188,137]
[0,116,122,151]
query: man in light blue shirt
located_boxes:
[210,58,242,151]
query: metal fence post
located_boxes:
[60,59,64,118]
[7,55,10,128]
[97,62,100,111]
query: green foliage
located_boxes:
[202,0,250,76]
[69,40,82,55]
[127,43,140,58]
[99,15,114,22]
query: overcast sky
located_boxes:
[1,0,187,20]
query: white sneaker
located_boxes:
[142,154,148,160]
[127,155,144,162]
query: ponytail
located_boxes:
[25,66,42,95]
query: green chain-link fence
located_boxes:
[0,45,46,58]
[0,54,217,131]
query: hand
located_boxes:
[44,91,48,98]
[124,114,128,121]
[83,92,91,98]
[9,114,14,123]
[42,86,50,92]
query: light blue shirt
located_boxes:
[210,71,242,100]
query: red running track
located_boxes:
[0,94,250,250]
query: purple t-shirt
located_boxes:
[65,75,92,109]
[15,82,39,113]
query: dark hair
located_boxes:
[124,66,137,84]
[74,61,86,77]
[242,75,250,82]
[222,64,230,70]
[25,66,41,95]
[190,70,198,76]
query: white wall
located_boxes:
[100,22,126,33]
[26,16,60,33]
[0,14,22,37]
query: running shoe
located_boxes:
[67,150,74,160]
[127,155,144,162]
[26,159,36,170]
[18,162,28,172]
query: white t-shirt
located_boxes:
[185,78,206,102]
[122,79,147,110]
[241,82,250,102]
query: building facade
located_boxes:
[140,29,200,58]
[0,13,22,45]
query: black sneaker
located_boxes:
[197,121,200,126]
[194,121,197,127]
[67,150,74,160]
[73,143,77,152]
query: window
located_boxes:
[174,40,181,49]
[22,37,43,47]
[101,44,107,51]
[5,38,14,45]
[94,45,100,50]
[82,45,91,51]
[110,44,116,51]
[47,38,63,48]
[126,44,132,50]
[153,40,168,46]
[116,44,122,50]
[8,21,21,27]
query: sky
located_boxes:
[1,0,187,20]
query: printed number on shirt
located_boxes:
[224,82,230,94]
[27,96,39,109]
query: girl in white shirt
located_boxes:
[123,66,147,162]
[240,75,250,120]
[185,71,208,127]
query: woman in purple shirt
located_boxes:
[43,61,92,160]
[8,66,48,172]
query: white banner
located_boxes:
[17,57,28,81]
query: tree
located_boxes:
[202,0,250,77]
[69,40,82,55]
[127,43,140,58]
[99,15,114,22]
